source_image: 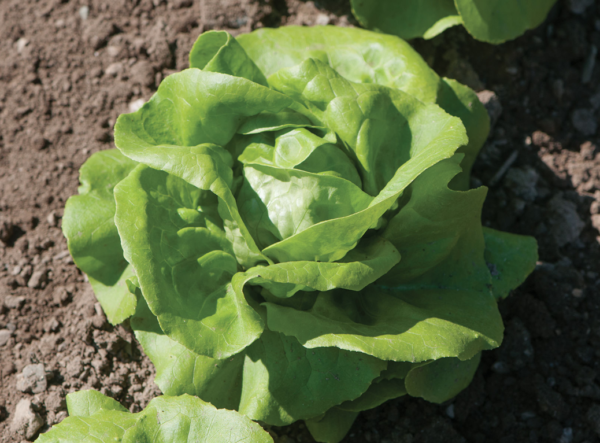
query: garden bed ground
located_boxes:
[1,0,600,442]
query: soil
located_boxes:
[0,0,599,442]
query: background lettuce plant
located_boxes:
[36,390,273,442]
[351,0,558,43]
[62,26,537,443]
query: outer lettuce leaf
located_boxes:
[350,0,557,44]
[350,0,459,41]
[305,408,359,443]
[455,0,557,44]
[483,227,538,300]
[36,391,273,443]
[404,353,481,403]
[62,150,138,324]
[114,165,264,359]
[239,330,385,426]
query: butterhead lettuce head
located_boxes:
[62,26,537,443]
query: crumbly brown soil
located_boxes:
[0,0,599,442]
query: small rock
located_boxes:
[504,166,539,202]
[106,45,121,58]
[16,38,29,53]
[16,364,48,394]
[105,62,123,77]
[52,287,71,306]
[547,194,585,247]
[445,404,455,419]
[46,211,59,227]
[79,5,89,20]
[43,317,60,333]
[0,329,12,346]
[491,361,511,374]
[571,108,597,136]
[569,0,594,14]
[477,90,503,128]
[315,13,330,26]
[4,295,26,310]
[10,399,44,440]
[27,269,49,289]
[130,61,155,87]
[129,98,145,113]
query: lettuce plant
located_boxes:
[351,0,557,43]
[36,390,273,442]
[62,26,537,443]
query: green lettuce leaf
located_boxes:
[36,391,273,443]
[62,149,138,324]
[114,164,264,359]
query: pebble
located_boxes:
[27,268,49,289]
[16,38,29,53]
[571,108,597,136]
[0,329,12,346]
[4,295,26,310]
[10,399,44,440]
[477,90,503,128]
[79,5,89,20]
[46,211,59,227]
[129,98,145,113]
[105,62,123,77]
[315,13,331,26]
[16,364,48,394]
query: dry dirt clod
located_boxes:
[16,364,47,394]
[0,329,12,347]
[547,194,585,247]
[10,399,44,440]
[4,296,26,310]
[27,269,49,289]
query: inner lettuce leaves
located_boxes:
[61,27,538,443]
[350,0,557,44]
[35,390,274,443]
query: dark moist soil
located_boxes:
[1,0,599,442]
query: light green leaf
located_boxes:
[189,30,268,86]
[36,391,273,443]
[246,236,400,298]
[114,165,264,359]
[237,110,322,135]
[305,408,359,443]
[239,330,385,426]
[265,159,502,362]
[456,0,557,44]
[62,149,138,324]
[350,0,458,41]
[405,353,481,403]
[122,395,273,443]
[423,15,464,39]
[237,26,440,104]
[483,227,538,299]
[238,163,373,249]
[131,293,244,410]
[114,68,291,267]
[67,390,128,417]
